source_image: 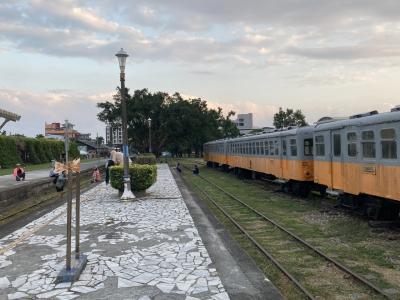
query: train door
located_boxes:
[277,137,283,178]
[330,130,344,190]
[281,136,288,179]
[343,126,360,195]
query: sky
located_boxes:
[1,0,400,138]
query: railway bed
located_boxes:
[175,161,398,299]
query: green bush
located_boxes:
[0,136,21,168]
[110,164,157,191]
[0,136,79,166]
[131,153,157,165]
[68,141,80,159]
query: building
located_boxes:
[105,124,123,146]
[45,122,79,139]
[45,122,91,141]
[235,113,254,135]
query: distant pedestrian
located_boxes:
[13,164,26,181]
[192,165,199,175]
[105,153,115,185]
[176,163,182,173]
[56,171,67,192]
[92,166,101,183]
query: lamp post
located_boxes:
[116,48,135,200]
[148,117,152,153]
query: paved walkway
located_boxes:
[0,164,231,300]
[0,160,105,192]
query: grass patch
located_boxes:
[175,158,398,299]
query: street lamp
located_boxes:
[116,48,135,200]
[148,117,152,153]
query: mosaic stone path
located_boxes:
[0,164,230,300]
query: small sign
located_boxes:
[123,145,129,157]
[362,164,376,175]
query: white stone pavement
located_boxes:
[0,164,230,300]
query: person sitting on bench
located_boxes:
[13,164,26,181]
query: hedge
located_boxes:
[0,136,21,168]
[0,136,79,168]
[131,153,157,165]
[110,164,157,192]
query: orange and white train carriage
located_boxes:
[204,108,400,220]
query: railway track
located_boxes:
[176,162,391,300]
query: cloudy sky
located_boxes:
[1,0,400,137]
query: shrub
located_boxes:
[69,141,80,159]
[131,153,157,165]
[0,136,21,168]
[110,164,157,191]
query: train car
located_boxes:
[204,126,315,196]
[203,139,228,167]
[313,109,400,219]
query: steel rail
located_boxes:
[180,163,390,299]
[186,176,315,300]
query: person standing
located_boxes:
[105,152,115,185]
[13,164,26,181]
[92,166,101,183]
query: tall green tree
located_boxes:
[97,89,239,156]
[273,107,308,129]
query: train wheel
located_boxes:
[290,181,310,198]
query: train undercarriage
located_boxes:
[206,161,400,221]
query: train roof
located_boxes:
[314,110,400,132]
[204,126,313,145]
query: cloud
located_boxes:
[1,0,399,68]
[287,45,400,60]
[0,88,109,137]
[207,99,279,127]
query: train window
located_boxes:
[256,142,260,155]
[269,141,274,156]
[251,142,255,155]
[260,141,265,155]
[347,132,357,157]
[274,140,279,155]
[362,131,375,158]
[290,139,297,156]
[333,134,341,157]
[304,139,313,156]
[381,128,397,159]
[282,139,287,156]
[315,135,325,156]
[265,141,269,155]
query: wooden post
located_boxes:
[75,172,81,258]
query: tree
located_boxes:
[36,134,45,138]
[96,136,104,145]
[97,89,239,156]
[273,107,308,129]
[219,110,240,138]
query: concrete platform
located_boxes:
[173,168,283,300]
[0,164,281,300]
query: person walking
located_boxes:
[13,164,26,181]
